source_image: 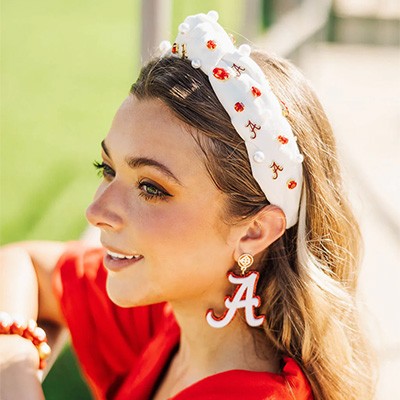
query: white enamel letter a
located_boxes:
[206,272,265,328]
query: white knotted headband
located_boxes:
[159,11,303,228]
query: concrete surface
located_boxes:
[335,0,400,19]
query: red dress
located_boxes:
[52,242,313,400]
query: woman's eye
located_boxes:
[143,184,159,195]
[137,181,172,202]
[93,161,171,202]
[93,161,115,179]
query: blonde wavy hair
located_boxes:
[131,50,377,399]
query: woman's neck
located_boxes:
[168,298,281,388]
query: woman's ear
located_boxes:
[233,205,286,261]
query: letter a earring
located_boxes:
[206,253,265,328]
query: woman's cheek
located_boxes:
[136,202,198,239]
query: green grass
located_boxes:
[43,343,94,400]
[1,0,242,398]
[1,0,140,244]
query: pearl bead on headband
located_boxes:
[159,11,303,228]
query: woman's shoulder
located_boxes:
[53,240,105,279]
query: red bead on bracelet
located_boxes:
[0,312,51,370]
[10,315,27,335]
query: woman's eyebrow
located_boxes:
[101,140,110,158]
[101,140,183,187]
[127,156,184,187]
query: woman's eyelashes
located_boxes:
[93,160,115,179]
[93,160,172,202]
[137,181,172,202]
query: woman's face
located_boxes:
[86,95,239,308]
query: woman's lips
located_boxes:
[103,253,144,272]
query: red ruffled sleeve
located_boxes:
[52,241,166,400]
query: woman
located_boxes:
[0,11,376,400]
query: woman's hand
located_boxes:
[0,335,45,400]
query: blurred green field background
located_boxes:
[1,1,242,398]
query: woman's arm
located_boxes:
[0,241,68,399]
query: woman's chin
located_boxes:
[105,276,158,308]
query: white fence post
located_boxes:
[141,0,172,65]
[242,0,262,41]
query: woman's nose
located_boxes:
[85,185,124,231]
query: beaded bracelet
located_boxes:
[0,311,52,370]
